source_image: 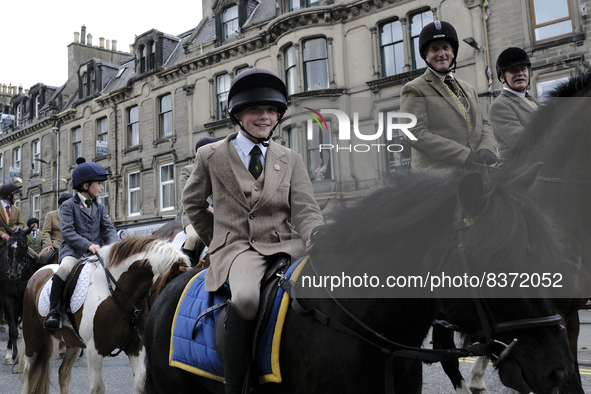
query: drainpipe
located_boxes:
[53,120,60,209]
[112,104,119,221]
[482,5,493,98]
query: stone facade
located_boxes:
[0,0,589,231]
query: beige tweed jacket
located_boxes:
[400,68,497,174]
[182,133,324,292]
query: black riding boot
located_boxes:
[223,301,255,394]
[43,274,66,332]
[180,247,196,267]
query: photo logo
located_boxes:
[304,108,417,153]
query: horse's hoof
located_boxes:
[469,389,487,394]
[4,357,14,365]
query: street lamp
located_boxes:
[463,37,486,52]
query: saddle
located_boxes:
[211,254,290,358]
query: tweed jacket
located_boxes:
[27,230,44,253]
[42,209,63,249]
[400,68,497,174]
[0,204,25,246]
[182,133,324,292]
[58,194,118,261]
[180,163,195,229]
[488,89,538,156]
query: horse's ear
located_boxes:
[24,227,32,236]
[458,171,487,217]
[507,162,543,191]
[3,224,12,234]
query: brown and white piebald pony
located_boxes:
[18,235,190,394]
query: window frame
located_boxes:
[379,19,405,77]
[32,194,40,220]
[159,163,175,211]
[149,41,156,70]
[140,45,146,73]
[216,74,231,120]
[284,45,297,95]
[32,140,41,174]
[72,127,82,163]
[409,10,433,70]
[97,117,108,156]
[159,94,173,138]
[128,171,141,217]
[99,181,109,210]
[222,5,239,42]
[13,147,21,170]
[306,119,334,182]
[529,0,574,44]
[303,37,329,92]
[127,106,140,147]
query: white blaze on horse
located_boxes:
[17,235,190,394]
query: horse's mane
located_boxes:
[107,235,161,268]
[506,70,591,162]
[312,168,560,275]
[105,235,189,279]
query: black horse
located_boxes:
[144,166,574,394]
[0,225,35,365]
[437,71,591,394]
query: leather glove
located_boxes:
[477,149,498,165]
[464,151,482,170]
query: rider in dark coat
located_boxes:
[44,158,118,332]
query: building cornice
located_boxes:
[95,86,133,108]
[159,0,393,83]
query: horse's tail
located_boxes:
[17,334,53,394]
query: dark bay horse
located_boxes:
[18,236,190,394]
[0,225,35,365]
[144,166,574,394]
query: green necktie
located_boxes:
[444,76,468,109]
[249,146,263,180]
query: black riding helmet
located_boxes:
[418,21,459,72]
[72,157,110,191]
[27,217,39,228]
[228,68,288,146]
[0,183,20,203]
[58,192,73,207]
[496,47,531,82]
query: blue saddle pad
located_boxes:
[170,256,308,384]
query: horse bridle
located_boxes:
[2,237,32,282]
[95,253,148,357]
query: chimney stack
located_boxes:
[2,85,6,94]
[106,39,111,50]
[81,25,86,44]
[18,84,22,94]
[99,37,105,48]
[112,40,117,51]
[87,34,93,46]
[74,31,80,43]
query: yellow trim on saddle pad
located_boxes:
[258,255,309,384]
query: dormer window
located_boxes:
[149,41,156,70]
[289,0,319,11]
[140,45,146,73]
[35,95,40,118]
[223,6,239,41]
[90,69,96,94]
[82,72,88,97]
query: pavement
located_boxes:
[578,308,591,366]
